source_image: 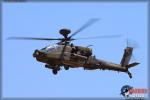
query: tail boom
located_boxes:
[95,47,139,78]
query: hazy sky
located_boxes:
[2,2,148,98]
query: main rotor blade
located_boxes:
[75,34,123,40]
[7,37,62,41]
[69,18,99,38]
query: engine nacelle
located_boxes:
[76,46,92,57]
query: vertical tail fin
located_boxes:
[120,47,133,67]
[120,47,140,78]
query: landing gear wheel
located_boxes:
[52,69,57,75]
[127,71,132,78]
[64,66,69,70]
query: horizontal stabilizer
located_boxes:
[126,62,140,68]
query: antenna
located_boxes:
[126,33,129,47]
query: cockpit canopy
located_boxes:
[41,44,61,52]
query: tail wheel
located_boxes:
[52,69,58,75]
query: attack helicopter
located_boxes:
[8,19,139,78]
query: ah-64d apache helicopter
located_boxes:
[8,19,139,78]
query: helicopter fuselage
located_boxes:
[33,44,92,67]
[33,44,139,78]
